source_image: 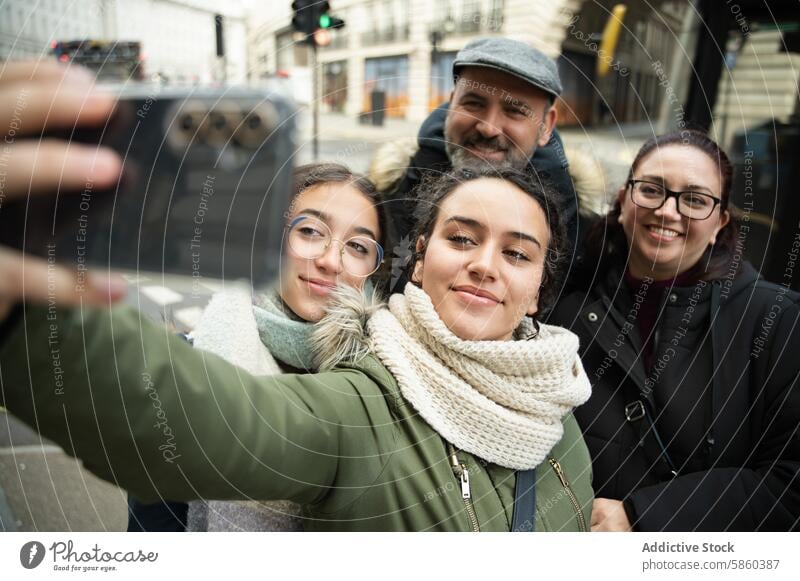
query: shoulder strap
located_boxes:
[511,469,537,532]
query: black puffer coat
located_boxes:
[549,260,800,531]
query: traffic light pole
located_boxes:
[311,40,319,160]
[293,0,344,160]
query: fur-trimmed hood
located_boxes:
[312,284,386,371]
[368,137,417,192]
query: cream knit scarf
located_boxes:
[366,283,591,470]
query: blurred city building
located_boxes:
[0,0,248,83]
[713,28,800,149]
[247,0,799,142]
[0,0,107,59]
[247,0,692,124]
[558,1,687,128]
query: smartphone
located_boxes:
[0,84,295,286]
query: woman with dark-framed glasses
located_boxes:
[549,129,800,532]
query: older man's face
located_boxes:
[444,67,557,171]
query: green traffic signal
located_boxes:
[320,14,331,28]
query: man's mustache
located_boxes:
[461,134,509,153]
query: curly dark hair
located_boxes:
[585,129,740,281]
[404,166,568,324]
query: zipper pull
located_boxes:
[460,464,471,500]
[549,458,569,488]
[448,444,471,499]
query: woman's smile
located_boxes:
[300,275,337,297]
[644,224,683,243]
[451,285,503,307]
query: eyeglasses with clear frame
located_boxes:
[627,179,723,220]
[286,215,384,278]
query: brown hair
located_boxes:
[585,129,740,281]
[406,167,568,324]
[290,162,387,254]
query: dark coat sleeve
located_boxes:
[623,298,800,531]
[530,130,579,249]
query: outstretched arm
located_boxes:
[0,303,374,505]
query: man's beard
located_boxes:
[444,128,531,172]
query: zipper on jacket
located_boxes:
[548,458,587,532]
[449,446,480,531]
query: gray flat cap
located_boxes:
[453,37,562,99]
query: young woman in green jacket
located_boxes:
[129,161,387,532]
[0,61,593,531]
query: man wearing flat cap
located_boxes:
[372,37,578,293]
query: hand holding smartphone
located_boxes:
[0,70,296,298]
[0,62,127,320]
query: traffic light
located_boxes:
[318,3,345,30]
[314,2,345,47]
[291,1,345,44]
[291,0,315,35]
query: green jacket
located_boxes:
[0,304,593,531]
